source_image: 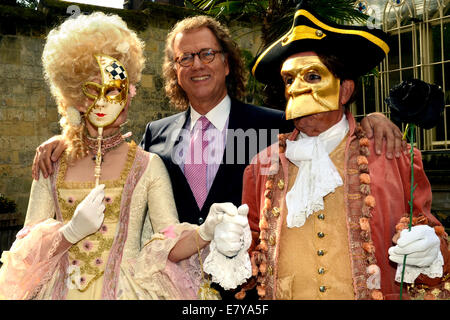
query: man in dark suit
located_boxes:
[140,97,291,225]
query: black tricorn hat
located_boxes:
[252,1,390,84]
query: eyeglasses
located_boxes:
[175,48,223,67]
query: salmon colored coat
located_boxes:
[242,111,449,300]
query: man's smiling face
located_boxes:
[173,27,229,113]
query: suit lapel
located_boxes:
[226,99,245,131]
[160,110,189,163]
[163,109,205,222]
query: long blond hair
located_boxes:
[163,15,247,110]
[42,12,145,162]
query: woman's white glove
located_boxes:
[214,204,249,257]
[198,202,238,241]
[389,225,441,267]
[60,184,106,244]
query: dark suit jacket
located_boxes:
[140,98,293,225]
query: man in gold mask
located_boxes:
[239,2,449,300]
[282,54,341,121]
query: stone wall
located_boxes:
[0,33,51,215]
[0,0,262,216]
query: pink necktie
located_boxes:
[184,116,210,210]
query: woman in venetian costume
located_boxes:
[0,12,249,300]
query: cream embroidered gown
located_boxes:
[0,142,202,300]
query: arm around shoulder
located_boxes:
[32,135,67,180]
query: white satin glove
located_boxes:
[198,202,238,241]
[60,184,106,244]
[214,204,249,257]
[389,225,441,267]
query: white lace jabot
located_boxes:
[284,115,349,228]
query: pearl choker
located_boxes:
[84,130,125,161]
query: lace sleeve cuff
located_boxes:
[395,251,444,283]
[203,225,252,290]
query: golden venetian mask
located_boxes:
[82,54,129,128]
[281,55,340,120]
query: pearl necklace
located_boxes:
[84,130,125,162]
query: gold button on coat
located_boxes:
[319,286,327,292]
[317,232,325,238]
[272,207,280,217]
[317,250,325,256]
[267,265,273,275]
[277,179,285,190]
[269,235,276,246]
[318,213,325,220]
[318,267,325,274]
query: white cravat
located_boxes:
[284,115,349,228]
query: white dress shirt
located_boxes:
[180,95,231,193]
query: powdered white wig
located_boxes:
[42,12,145,161]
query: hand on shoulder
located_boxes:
[32,135,67,180]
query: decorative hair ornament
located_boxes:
[129,83,137,98]
[66,106,82,127]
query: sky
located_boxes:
[62,0,125,9]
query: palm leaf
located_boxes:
[186,0,369,46]
[187,0,268,18]
[189,0,218,11]
[187,0,368,24]
[307,0,369,25]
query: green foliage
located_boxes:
[0,0,39,9]
[186,0,268,19]
[0,194,17,214]
[361,67,380,85]
[18,0,38,9]
[240,49,265,105]
[185,0,370,49]
[0,0,18,5]
[307,0,369,25]
[185,0,369,25]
